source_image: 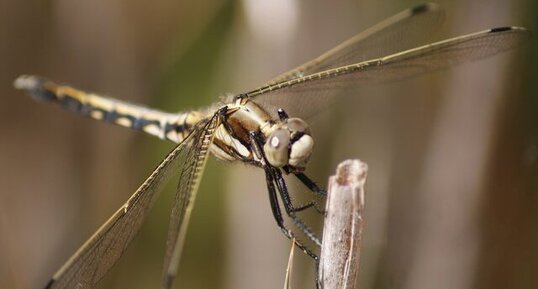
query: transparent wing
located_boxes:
[161,110,222,289]
[43,127,201,289]
[263,2,444,86]
[248,27,530,120]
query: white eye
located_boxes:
[263,129,290,167]
[289,134,314,168]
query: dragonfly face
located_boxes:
[263,115,313,170]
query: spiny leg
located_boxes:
[249,131,321,253]
[251,130,321,239]
[273,169,323,214]
[272,170,324,288]
[252,129,322,288]
[280,167,326,214]
[272,171,321,214]
[271,167,322,246]
[263,167,318,260]
[294,172,327,197]
[274,110,330,289]
[290,172,327,215]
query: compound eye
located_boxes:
[286,118,310,134]
[289,134,314,168]
[263,129,290,167]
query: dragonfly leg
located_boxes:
[264,167,319,260]
[249,129,323,202]
[249,131,322,250]
[289,201,318,213]
[294,172,327,197]
[271,167,322,246]
[292,172,327,215]
[280,167,326,214]
[282,165,327,214]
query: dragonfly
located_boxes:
[14,3,530,289]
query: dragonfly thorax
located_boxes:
[222,98,314,171]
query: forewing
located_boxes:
[161,111,222,289]
[263,3,444,86]
[43,128,199,289]
[248,27,530,120]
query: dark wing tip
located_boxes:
[491,26,516,33]
[489,26,532,41]
[489,26,531,34]
[489,26,531,36]
[411,2,441,15]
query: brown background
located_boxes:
[1,1,537,289]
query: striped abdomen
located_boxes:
[14,75,205,143]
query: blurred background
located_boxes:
[1,0,537,289]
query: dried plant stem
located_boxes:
[318,159,368,289]
[283,239,296,289]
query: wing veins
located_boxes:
[44,124,202,289]
[262,3,444,86]
[246,27,530,120]
[161,110,222,289]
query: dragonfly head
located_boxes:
[263,117,314,171]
